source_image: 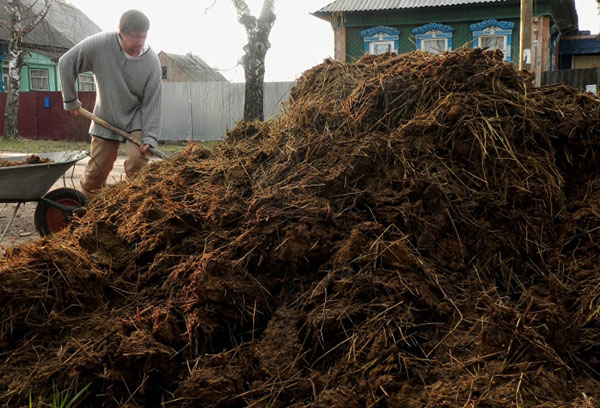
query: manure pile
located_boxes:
[2,49,600,407]
[0,154,52,167]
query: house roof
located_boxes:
[161,52,228,82]
[0,0,101,60]
[40,1,102,48]
[313,0,578,33]
[314,0,512,15]
[559,37,600,54]
[560,32,600,55]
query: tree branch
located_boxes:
[204,0,218,14]
[258,0,275,35]
[23,0,53,36]
[259,0,275,23]
[231,0,256,32]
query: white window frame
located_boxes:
[369,41,395,55]
[479,34,508,53]
[78,73,96,91]
[29,68,49,91]
[421,38,449,54]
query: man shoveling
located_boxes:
[59,9,162,198]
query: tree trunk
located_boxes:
[241,33,268,121]
[3,45,25,139]
[232,0,276,122]
[2,0,54,139]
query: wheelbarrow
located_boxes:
[0,150,88,242]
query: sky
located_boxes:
[66,0,600,83]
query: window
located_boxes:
[422,38,448,54]
[370,41,394,55]
[78,73,96,91]
[470,19,515,61]
[413,23,454,54]
[29,69,49,91]
[161,66,168,80]
[479,35,507,53]
[361,26,400,55]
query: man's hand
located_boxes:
[70,108,80,116]
[140,144,151,155]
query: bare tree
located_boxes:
[2,0,53,139]
[231,0,276,122]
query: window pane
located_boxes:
[481,35,505,52]
[422,39,447,54]
[372,42,392,55]
[78,74,96,91]
[30,69,49,91]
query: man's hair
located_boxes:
[119,10,150,34]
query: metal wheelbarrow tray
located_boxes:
[1,151,87,201]
[0,150,88,241]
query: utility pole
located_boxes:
[519,0,532,71]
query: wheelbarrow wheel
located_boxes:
[34,187,87,236]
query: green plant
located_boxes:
[51,381,90,408]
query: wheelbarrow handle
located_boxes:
[78,108,170,160]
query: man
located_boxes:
[59,9,162,198]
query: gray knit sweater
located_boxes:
[58,32,162,147]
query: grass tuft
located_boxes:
[51,381,91,408]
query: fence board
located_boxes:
[265,82,294,119]
[161,83,193,141]
[542,68,599,91]
[161,81,295,141]
[0,91,94,141]
[0,82,295,141]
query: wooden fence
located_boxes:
[160,81,295,141]
[0,82,295,142]
[0,91,95,141]
[541,68,599,93]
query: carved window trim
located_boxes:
[412,23,454,53]
[361,26,400,55]
[470,19,515,61]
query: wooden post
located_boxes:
[334,26,347,62]
[332,12,347,63]
[520,0,533,71]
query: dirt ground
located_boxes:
[0,153,126,255]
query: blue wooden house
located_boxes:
[558,30,600,69]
